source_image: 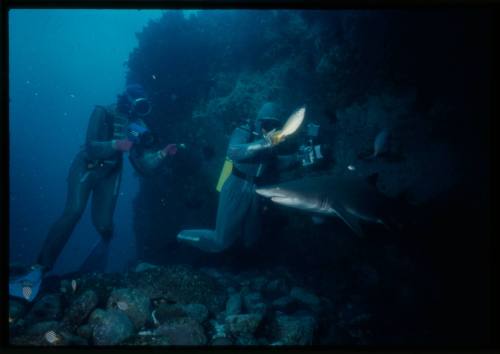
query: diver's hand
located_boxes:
[113,139,133,152]
[265,129,286,146]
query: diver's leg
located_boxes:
[81,168,122,273]
[37,155,94,271]
[177,177,252,252]
[242,191,261,249]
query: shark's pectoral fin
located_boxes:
[331,206,364,237]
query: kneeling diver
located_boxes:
[177,102,310,252]
[9,84,178,302]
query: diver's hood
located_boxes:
[255,102,282,130]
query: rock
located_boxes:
[154,317,207,345]
[26,294,62,323]
[155,303,188,324]
[9,299,26,324]
[125,265,227,314]
[88,308,107,325]
[76,324,93,339]
[107,288,151,329]
[251,276,268,292]
[211,337,233,345]
[271,296,297,313]
[290,287,321,313]
[235,335,258,345]
[134,262,159,272]
[10,330,88,346]
[243,292,266,314]
[123,334,171,346]
[264,278,289,299]
[271,314,317,345]
[62,273,126,306]
[225,314,263,336]
[25,321,61,335]
[63,290,98,327]
[183,303,209,324]
[91,309,135,345]
[225,293,242,316]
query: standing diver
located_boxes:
[9,84,178,302]
[176,102,310,252]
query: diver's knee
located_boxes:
[63,208,84,224]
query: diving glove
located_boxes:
[9,265,43,302]
[265,129,286,146]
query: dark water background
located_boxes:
[8,9,493,345]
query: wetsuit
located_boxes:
[177,123,299,252]
[37,104,166,271]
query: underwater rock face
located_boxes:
[91,309,135,345]
[107,288,151,330]
[26,294,62,323]
[154,318,207,345]
[63,290,98,328]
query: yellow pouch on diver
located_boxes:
[216,157,233,192]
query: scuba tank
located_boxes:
[216,157,233,192]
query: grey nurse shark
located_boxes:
[256,174,404,237]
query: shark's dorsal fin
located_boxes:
[366,173,379,187]
[332,204,365,237]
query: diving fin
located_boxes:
[79,238,110,274]
[9,266,43,302]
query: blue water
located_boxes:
[9,10,164,274]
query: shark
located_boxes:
[256,174,403,237]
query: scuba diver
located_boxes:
[176,102,313,252]
[9,84,178,302]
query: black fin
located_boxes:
[366,173,379,187]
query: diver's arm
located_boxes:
[129,144,177,176]
[227,127,273,162]
[85,106,119,159]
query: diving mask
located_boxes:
[128,95,152,117]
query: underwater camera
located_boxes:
[298,123,324,167]
[127,122,155,148]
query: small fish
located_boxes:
[69,94,76,98]
[116,301,128,311]
[278,106,306,138]
[152,309,160,326]
[22,285,32,301]
[369,129,390,159]
[347,165,356,171]
[138,330,154,336]
[152,74,157,80]
[44,330,60,344]
[71,279,77,292]
[9,316,14,323]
